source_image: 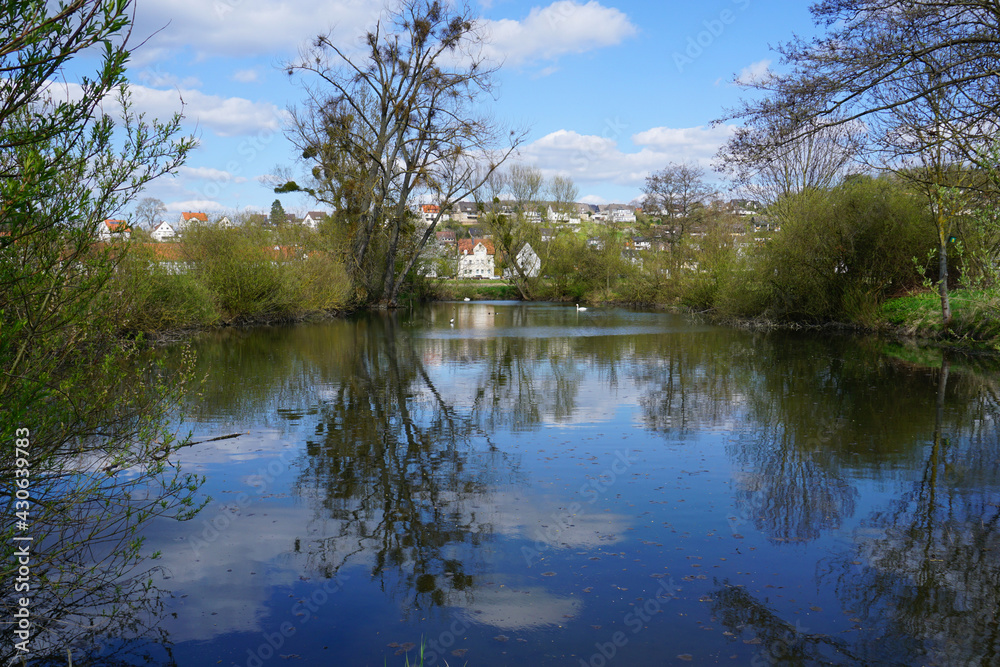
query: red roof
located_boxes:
[104,219,130,232]
[181,212,208,222]
[457,238,495,255]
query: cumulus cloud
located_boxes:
[734,58,772,86]
[40,79,285,138]
[516,124,738,196]
[129,86,286,137]
[165,199,230,213]
[631,124,738,163]
[520,125,737,182]
[232,68,260,83]
[483,1,638,68]
[178,166,249,184]
[129,0,384,63]
[130,0,635,69]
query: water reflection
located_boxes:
[136,303,1000,664]
[826,357,1000,664]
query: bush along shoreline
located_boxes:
[112,174,1000,353]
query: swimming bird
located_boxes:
[464,297,471,301]
[576,303,587,311]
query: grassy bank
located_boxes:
[422,279,522,302]
[881,288,1000,349]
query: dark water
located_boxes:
[116,302,1000,665]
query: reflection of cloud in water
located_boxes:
[168,428,300,468]
[458,586,582,630]
[143,501,319,642]
[488,491,631,548]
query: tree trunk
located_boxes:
[938,218,952,330]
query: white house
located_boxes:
[150,221,175,242]
[177,211,208,231]
[457,238,495,279]
[503,242,540,279]
[98,219,130,242]
[302,211,328,229]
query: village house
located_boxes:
[456,238,495,279]
[141,243,191,275]
[177,211,208,232]
[420,204,440,224]
[150,220,176,242]
[435,230,456,245]
[503,242,541,279]
[452,201,480,225]
[98,219,130,242]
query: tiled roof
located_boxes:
[457,238,495,255]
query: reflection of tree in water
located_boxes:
[825,357,1000,665]
[724,336,972,544]
[709,580,859,665]
[465,336,586,430]
[294,315,521,612]
[635,332,751,437]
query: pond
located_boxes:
[108,302,1000,665]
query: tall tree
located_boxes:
[547,174,579,222]
[717,0,1000,327]
[270,198,287,226]
[0,0,198,661]
[476,166,536,299]
[642,162,716,251]
[133,196,167,229]
[282,0,523,306]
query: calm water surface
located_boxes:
[118,302,1000,665]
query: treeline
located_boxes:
[486,173,999,336]
[112,218,351,332]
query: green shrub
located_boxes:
[182,224,294,320]
[723,177,936,322]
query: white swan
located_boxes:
[463,297,471,301]
[576,304,587,311]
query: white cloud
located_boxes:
[40,79,285,138]
[579,193,609,205]
[631,124,738,163]
[734,58,771,86]
[131,0,635,67]
[165,199,230,213]
[129,86,286,137]
[232,68,260,83]
[178,166,249,184]
[483,1,638,68]
[516,124,738,197]
[130,0,383,63]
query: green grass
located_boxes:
[881,288,1000,348]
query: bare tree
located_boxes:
[717,0,1000,326]
[642,162,716,250]
[717,117,863,208]
[133,196,167,229]
[547,175,579,222]
[282,0,523,306]
[476,165,537,298]
[506,163,544,216]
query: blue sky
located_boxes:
[82,0,819,218]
